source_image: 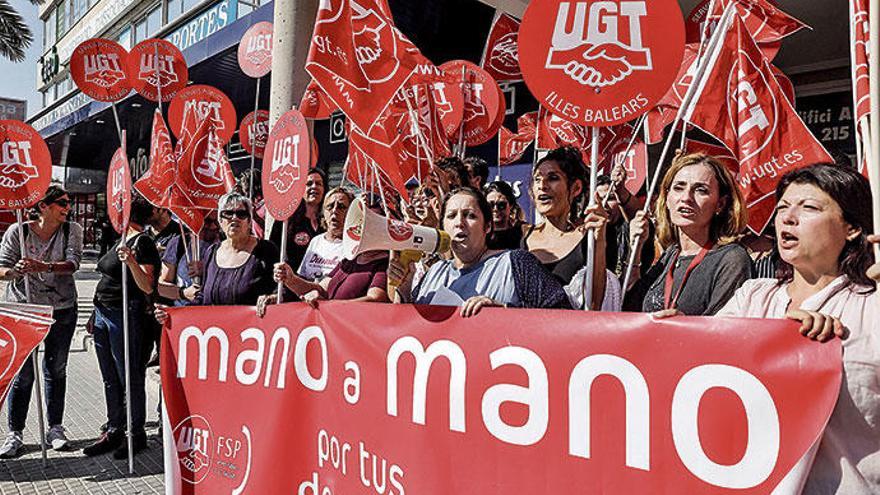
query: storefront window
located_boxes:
[135,17,147,43]
[166,0,181,24]
[71,0,88,26]
[182,0,199,16]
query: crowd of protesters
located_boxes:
[0,147,878,494]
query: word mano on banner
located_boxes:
[0,120,53,210]
[162,302,841,494]
[519,0,685,126]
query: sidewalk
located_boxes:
[0,262,166,494]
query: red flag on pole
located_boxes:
[850,0,872,177]
[480,12,522,83]
[300,80,339,120]
[134,110,176,208]
[170,118,234,210]
[0,120,52,210]
[683,11,832,233]
[305,0,424,133]
[499,111,537,165]
[706,0,807,61]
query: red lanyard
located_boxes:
[663,245,712,310]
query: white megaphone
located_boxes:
[342,197,450,260]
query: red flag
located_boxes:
[707,0,807,60]
[684,137,740,175]
[480,12,522,83]
[850,0,871,176]
[134,110,176,208]
[171,118,234,210]
[0,303,52,407]
[683,10,832,232]
[300,80,338,120]
[348,124,411,197]
[107,134,131,234]
[499,111,537,165]
[305,0,424,133]
[537,107,631,165]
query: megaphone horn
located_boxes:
[342,197,451,260]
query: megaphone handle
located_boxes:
[276,219,288,303]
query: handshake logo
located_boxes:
[545,1,652,88]
[0,141,38,189]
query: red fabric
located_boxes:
[0,306,52,407]
[480,12,522,83]
[850,0,871,177]
[170,117,235,211]
[706,0,807,60]
[0,120,52,210]
[161,302,842,494]
[499,111,537,165]
[683,12,831,233]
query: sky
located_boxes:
[0,0,44,119]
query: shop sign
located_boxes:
[31,91,91,132]
[39,46,60,85]
[795,91,856,155]
[56,0,139,62]
[165,0,239,52]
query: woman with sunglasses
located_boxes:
[158,193,277,313]
[485,181,523,250]
[0,185,83,457]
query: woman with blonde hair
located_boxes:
[624,152,752,314]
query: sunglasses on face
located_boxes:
[489,201,509,210]
[220,209,251,220]
[51,199,71,208]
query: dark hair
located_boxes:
[464,156,489,187]
[440,187,493,232]
[596,174,612,188]
[236,168,262,198]
[307,167,328,187]
[34,184,68,215]
[130,195,155,227]
[436,156,470,189]
[775,163,875,291]
[532,146,587,222]
[484,180,520,216]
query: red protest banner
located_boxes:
[69,39,131,102]
[107,135,131,234]
[849,0,871,176]
[127,39,188,103]
[518,0,685,126]
[262,109,311,221]
[300,80,339,120]
[0,121,52,210]
[683,11,832,233]
[162,302,841,494]
[238,22,273,78]
[0,303,53,407]
[305,0,424,133]
[480,12,523,83]
[169,85,237,146]
[239,110,270,159]
[441,60,505,147]
[602,134,648,195]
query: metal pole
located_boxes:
[248,77,262,201]
[602,114,647,208]
[154,43,163,114]
[15,209,48,465]
[868,0,880,259]
[583,127,598,310]
[621,4,735,293]
[120,227,134,474]
[110,103,124,147]
[275,220,288,302]
[456,66,467,159]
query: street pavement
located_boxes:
[0,262,166,494]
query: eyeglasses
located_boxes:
[51,199,71,208]
[488,201,509,210]
[220,209,251,220]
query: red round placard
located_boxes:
[261,109,311,221]
[239,110,270,159]
[238,22,273,78]
[168,85,237,145]
[519,0,685,127]
[440,60,504,146]
[0,120,53,210]
[127,39,188,102]
[106,142,131,234]
[70,39,130,102]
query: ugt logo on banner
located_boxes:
[262,109,311,221]
[519,0,685,126]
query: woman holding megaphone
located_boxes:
[389,187,571,317]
